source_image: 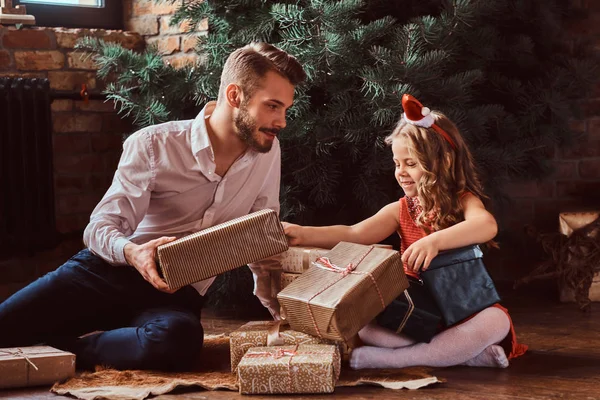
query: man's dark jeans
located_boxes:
[0,249,205,371]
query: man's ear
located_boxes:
[225,83,242,108]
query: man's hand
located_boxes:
[401,234,439,273]
[281,222,305,246]
[124,237,177,293]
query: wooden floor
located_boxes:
[3,283,600,400]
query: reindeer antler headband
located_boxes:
[401,94,456,150]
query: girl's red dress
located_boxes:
[397,196,528,359]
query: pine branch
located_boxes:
[84,0,599,240]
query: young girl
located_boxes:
[283,94,527,370]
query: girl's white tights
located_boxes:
[351,306,511,369]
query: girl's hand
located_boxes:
[402,234,439,273]
[281,222,305,246]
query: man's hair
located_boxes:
[218,42,306,101]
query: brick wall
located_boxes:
[123,0,206,67]
[0,27,144,300]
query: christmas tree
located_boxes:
[80,0,596,224]
[78,0,597,312]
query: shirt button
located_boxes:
[208,170,212,174]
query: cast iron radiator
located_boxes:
[0,77,57,257]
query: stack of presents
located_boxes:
[3,209,598,393]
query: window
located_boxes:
[21,0,101,5]
[14,0,123,30]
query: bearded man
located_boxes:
[0,42,306,371]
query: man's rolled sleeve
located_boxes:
[248,141,283,318]
[83,131,155,265]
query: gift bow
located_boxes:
[245,346,299,392]
[312,256,357,276]
[307,246,386,339]
[312,252,386,309]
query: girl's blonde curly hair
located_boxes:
[385,111,488,234]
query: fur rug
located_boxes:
[52,335,440,400]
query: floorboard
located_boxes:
[2,283,599,400]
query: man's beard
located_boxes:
[234,102,278,153]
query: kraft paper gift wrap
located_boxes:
[279,247,330,273]
[281,272,301,290]
[558,211,600,302]
[157,209,288,289]
[0,346,75,389]
[277,241,408,342]
[270,272,302,298]
[229,320,336,372]
[559,211,600,237]
[237,344,340,394]
[279,245,392,274]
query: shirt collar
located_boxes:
[190,101,263,164]
[191,101,217,157]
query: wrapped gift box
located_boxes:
[271,272,302,298]
[157,209,288,289]
[0,346,75,389]
[281,272,301,290]
[229,320,336,372]
[279,244,393,274]
[558,211,600,302]
[279,247,330,273]
[277,242,408,342]
[237,344,340,394]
